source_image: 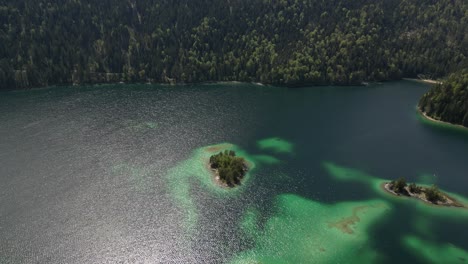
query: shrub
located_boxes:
[409,183,422,194]
[425,185,446,203]
[392,177,407,193]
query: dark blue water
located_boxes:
[1,81,467,263]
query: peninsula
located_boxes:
[418,70,468,128]
[384,178,464,208]
[209,150,248,187]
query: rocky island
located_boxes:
[384,178,464,208]
[209,150,248,187]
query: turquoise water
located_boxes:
[0,81,467,263]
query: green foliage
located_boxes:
[408,183,422,194]
[419,70,468,127]
[391,177,407,194]
[209,150,247,186]
[425,185,446,203]
[0,0,467,90]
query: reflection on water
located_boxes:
[0,81,467,263]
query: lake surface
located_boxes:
[1,81,467,263]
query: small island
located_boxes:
[209,150,248,187]
[384,178,464,208]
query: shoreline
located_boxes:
[382,182,464,208]
[4,78,410,91]
[403,78,443,85]
[417,108,468,131]
[5,77,451,91]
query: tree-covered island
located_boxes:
[384,178,464,208]
[209,150,248,187]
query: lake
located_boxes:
[1,81,467,263]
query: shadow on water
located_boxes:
[415,111,468,141]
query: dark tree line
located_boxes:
[0,0,466,90]
[419,70,468,127]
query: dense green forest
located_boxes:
[419,70,468,127]
[0,0,467,89]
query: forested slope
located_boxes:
[0,0,467,89]
[419,71,468,127]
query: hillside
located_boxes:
[0,0,467,89]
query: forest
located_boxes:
[0,0,467,89]
[419,70,468,127]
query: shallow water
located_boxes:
[1,81,467,263]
